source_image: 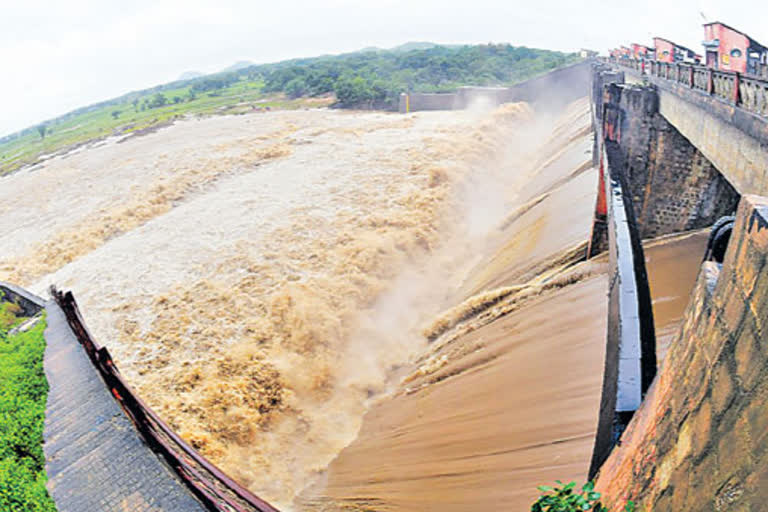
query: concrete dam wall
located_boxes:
[399,59,592,113]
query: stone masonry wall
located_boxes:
[613,84,740,239]
[595,194,768,511]
[0,281,45,317]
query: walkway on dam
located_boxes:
[42,299,206,512]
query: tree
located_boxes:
[334,76,373,106]
[173,96,182,104]
[36,125,46,140]
[148,93,167,109]
[284,78,307,99]
[131,98,139,111]
[111,110,120,119]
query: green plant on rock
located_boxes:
[531,481,634,512]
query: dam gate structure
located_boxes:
[588,58,768,510]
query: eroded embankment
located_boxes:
[0,103,594,507]
[296,98,606,511]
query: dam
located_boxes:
[2,55,768,512]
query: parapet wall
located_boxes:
[595,194,768,510]
[613,58,768,198]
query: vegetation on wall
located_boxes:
[0,299,55,512]
[531,481,634,512]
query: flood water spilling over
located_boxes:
[1,96,607,509]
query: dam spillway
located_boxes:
[0,77,610,509]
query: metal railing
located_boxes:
[607,57,768,118]
[51,287,280,512]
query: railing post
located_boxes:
[707,69,714,94]
[690,66,694,88]
[733,71,741,105]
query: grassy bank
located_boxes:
[0,302,56,512]
[0,89,327,177]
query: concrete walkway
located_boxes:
[43,299,206,512]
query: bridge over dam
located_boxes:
[2,57,768,511]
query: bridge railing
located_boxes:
[50,287,280,512]
[607,57,768,119]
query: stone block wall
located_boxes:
[657,87,768,197]
[610,84,740,239]
[595,194,768,511]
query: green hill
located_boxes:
[0,42,579,176]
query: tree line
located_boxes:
[259,44,577,108]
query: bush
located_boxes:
[0,301,22,332]
[0,318,56,511]
[147,93,168,109]
[531,481,634,512]
[284,77,308,99]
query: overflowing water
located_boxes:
[1,101,601,507]
[291,97,607,511]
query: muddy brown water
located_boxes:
[643,230,710,363]
[298,276,607,512]
[0,98,607,510]
[295,99,607,510]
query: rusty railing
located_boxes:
[608,57,768,119]
[51,287,280,512]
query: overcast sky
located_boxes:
[1,0,765,137]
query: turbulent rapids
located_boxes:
[0,97,619,510]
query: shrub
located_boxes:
[531,481,634,512]
[0,302,21,332]
[0,318,57,511]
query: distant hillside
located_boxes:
[0,42,580,175]
[221,60,255,72]
[391,41,440,52]
[177,71,204,80]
